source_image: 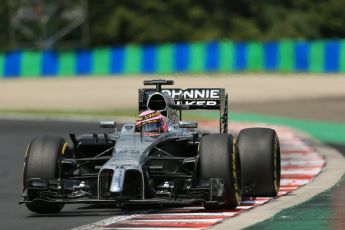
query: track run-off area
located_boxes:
[74,121,327,230]
[1,118,343,230]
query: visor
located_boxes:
[137,119,164,133]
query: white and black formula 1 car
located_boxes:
[20,80,281,213]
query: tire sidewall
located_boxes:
[237,128,281,197]
[199,134,241,209]
[23,136,67,213]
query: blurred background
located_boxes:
[1,0,345,77]
[0,0,345,118]
[1,0,345,112]
[1,0,345,76]
[1,0,345,50]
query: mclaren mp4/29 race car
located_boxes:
[21,80,281,213]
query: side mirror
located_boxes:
[100,121,116,128]
[179,121,198,129]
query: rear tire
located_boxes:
[198,134,241,209]
[237,128,281,197]
[23,136,68,213]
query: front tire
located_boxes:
[198,134,241,209]
[237,128,281,197]
[23,136,68,213]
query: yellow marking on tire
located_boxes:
[232,139,239,191]
[273,135,278,193]
[61,143,68,156]
[232,138,241,204]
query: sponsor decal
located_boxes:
[137,111,161,121]
[161,88,222,107]
[162,88,221,100]
[178,100,218,106]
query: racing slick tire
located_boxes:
[237,128,281,197]
[199,134,241,209]
[23,136,68,213]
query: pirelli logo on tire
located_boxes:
[232,139,241,204]
[273,135,279,194]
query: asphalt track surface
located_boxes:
[0,119,127,230]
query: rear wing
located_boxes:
[138,87,228,133]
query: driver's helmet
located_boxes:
[135,110,168,133]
